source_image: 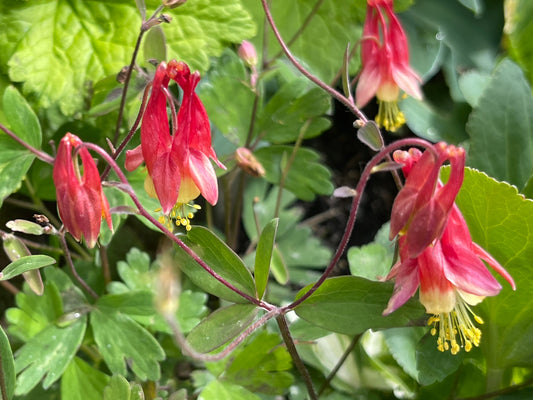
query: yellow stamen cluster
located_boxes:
[156,203,202,232]
[375,100,406,132]
[428,300,483,355]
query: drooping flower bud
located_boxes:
[53,133,113,248]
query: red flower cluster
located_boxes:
[126,60,224,219]
[385,143,515,354]
[53,133,113,248]
[356,0,422,131]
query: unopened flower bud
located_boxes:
[238,40,258,68]
[235,147,265,177]
[163,0,187,9]
[2,233,43,295]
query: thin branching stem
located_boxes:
[58,232,98,299]
[318,333,362,396]
[112,5,164,145]
[83,142,274,310]
[0,122,54,165]
[166,308,280,362]
[276,315,318,400]
[286,138,436,310]
[266,0,326,66]
[260,0,367,123]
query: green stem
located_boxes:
[276,315,317,400]
[266,0,326,66]
[318,334,361,396]
[273,119,309,218]
[112,5,164,145]
[58,233,98,300]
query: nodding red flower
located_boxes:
[53,133,112,248]
[384,144,515,354]
[126,60,224,218]
[356,0,422,132]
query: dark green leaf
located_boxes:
[0,0,255,115]
[415,334,464,385]
[199,50,256,147]
[0,86,41,207]
[400,97,470,143]
[254,219,278,299]
[255,80,331,144]
[176,227,256,303]
[294,276,425,336]
[404,0,502,71]
[242,180,302,242]
[6,281,63,342]
[199,380,260,400]
[96,291,155,317]
[241,0,364,82]
[348,222,395,281]
[186,304,258,353]
[103,375,131,400]
[506,0,533,85]
[383,327,425,380]
[90,308,165,381]
[467,59,533,188]
[0,255,55,281]
[0,326,15,400]
[61,357,110,400]
[255,145,333,201]
[277,226,331,270]
[224,331,293,395]
[14,315,87,396]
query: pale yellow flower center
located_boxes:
[427,292,484,355]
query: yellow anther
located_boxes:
[187,212,194,219]
[474,315,484,324]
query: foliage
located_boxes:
[0,0,532,400]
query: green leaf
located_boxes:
[415,334,464,385]
[466,59,533,188]
[96,291,155,317]
[294,276,425,336]
[0,0,255,115]
[0,255,55,281]
[186,304,258,353]
[506,0,533,86]
[61,357,110,400]
[348,222,395,281]
[199,50,256,147]
[440,167,533,368]
[0,86,41,207]
[14,315,87,396]
[0,326,15,400]
[175,226,256,303]
[404,0,502,72]
[90,308,165,381]
[270,246,288,286]
[224,331,293,395]
[254,218,278,299]
[5,219,45,236]
[400,96,470,144]
[115,247,154,292]
[103,375,131,400]
[255,80,331,144]
[241,0,364,83]
[383,327,425,381]
[199,380,260,400]
[255,145,333,201]
[6,281,63,342]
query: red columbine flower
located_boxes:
[356,0,422,132]
[384,144,515,354]
[126,60,224,219]
[53,133,112,248]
